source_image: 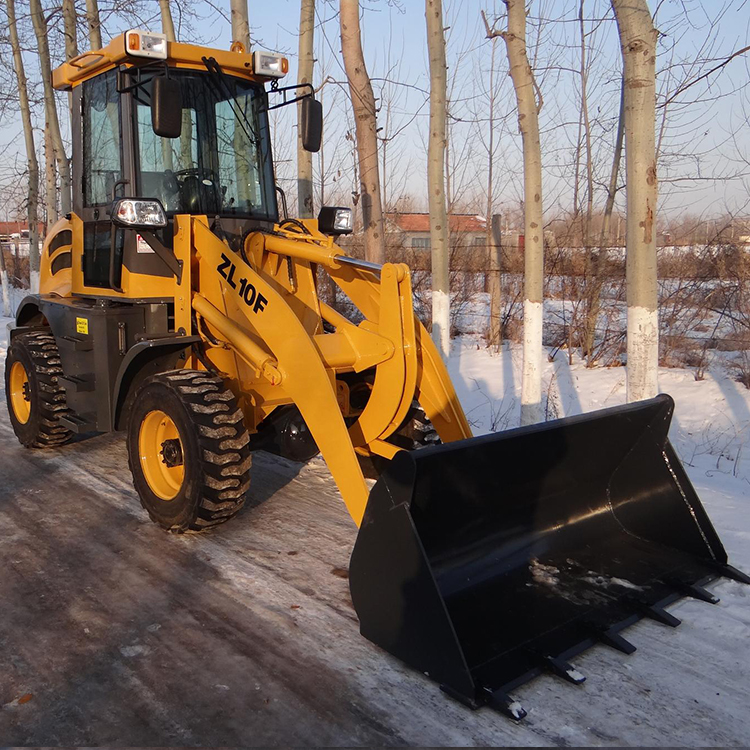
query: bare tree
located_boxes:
[479,19,503,349]
[297,0,315,218]
[62,0,79,124]
[230,0,251,50]
[44,124,58,227]
[489,1,544,425]
[30,0,72,217]
[62,0,79,60]
[612,0,659,402]
[159,0,176,39]
[340,0,385,263]
[85,0,102,49]
[583,78,625,364]
[0,239,10,316]
[7,0,41,293]
[426,0,450,357]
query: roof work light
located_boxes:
[125,30,168,60]
[253,51,289,78]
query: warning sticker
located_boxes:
[76,317,89,335]
[136,234,154,254]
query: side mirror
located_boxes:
[151,76,182,138]
[300,96,322,153]
[111,198,167,229]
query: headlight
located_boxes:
[111,199,167,229]
[125,30,168,60]
[318,206,353,236]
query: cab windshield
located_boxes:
[133,69,277,221]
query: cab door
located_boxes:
[72,69,125,294]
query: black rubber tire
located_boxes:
[358,403,441,479]
[385,403,441,451]
[127,370,251,533]
[4,331,73,448]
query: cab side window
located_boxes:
[83,70,122,206]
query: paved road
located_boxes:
[1,410,749,745]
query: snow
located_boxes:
[1,304,750,744]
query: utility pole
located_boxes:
[426,0,450,359]
[611,0,659,402]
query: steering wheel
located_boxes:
[163,167,218,194]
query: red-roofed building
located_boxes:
[0,222,45,258]
[385,212,487,251]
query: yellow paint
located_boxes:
[75,317,89,335]
[138,410,185,500]
[53,35,281,91]
[8,361,31,425]
[193,219,373,524]
[39,217,73,297]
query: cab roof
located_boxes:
[53,34,272,91]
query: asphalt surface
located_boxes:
[1,411,750,745]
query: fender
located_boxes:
[112,335,201,430]
[12,296,48,334]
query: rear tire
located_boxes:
[4,331,73,448]
[127,370,251,533]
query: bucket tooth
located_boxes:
[481,688,527,721]
[642,603,681,627]
[542,656,586,685]
[669,579,720,604]
[716,563,750,585]
[593,626,637,655]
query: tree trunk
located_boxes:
[30,0,72,217]
[62,0,79,129]
[62,0,79,60]
[230,0,251,50]
[425,0,450,358]
[85,0,102,49]
[488,214,503,349]
[0,244,10,317]
[159,0,176,39]
[44,123,58,227]
[297,0,315,218]
[340,0,385,264]
[8,0,41,293]
[502,0,544,425]
[611,0,658,402]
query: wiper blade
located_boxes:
[201,56,260,146]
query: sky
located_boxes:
[2,0,750,224]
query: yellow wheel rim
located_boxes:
[9,360,32,425]
[138,410,185,500]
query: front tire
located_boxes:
[5,331,73,448]
[127,370,251,533]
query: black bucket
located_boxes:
[349,394,748,719]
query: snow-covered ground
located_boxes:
[1,299,749,745]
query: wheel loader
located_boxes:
[5,30,747,720]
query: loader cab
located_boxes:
[63,33,293,302]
